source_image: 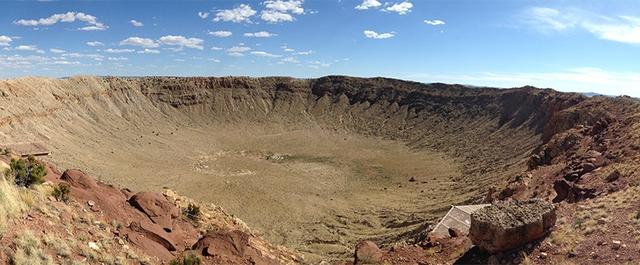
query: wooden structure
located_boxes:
[430,204,490,237]
[1,143,50,157]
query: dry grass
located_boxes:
[12,230,53,265]
[0,178,27,235]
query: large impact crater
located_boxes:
[0,76,583,261]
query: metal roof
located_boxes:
[430,204,490,237]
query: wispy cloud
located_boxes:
[130,20,144,27]
[103,48,135,53]
[86,41,104,47]
[424,19,445,26]
[120,37,159,48]
[198,12,210,19]
[14,12,108,31]
[250,51,281,58]
[158,35,204,50]
[523,7,640,44]
[208,31,233,37]
[363,30,395,39]
[244,31,277,38]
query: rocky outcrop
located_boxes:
[192,230,279,265]
[469,199,556,253]
[49,168,294,263]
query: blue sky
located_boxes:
[0,0,639,96]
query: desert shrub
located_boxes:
[170,252,201,265]
[183,203,200,221]
[9,156,46,187]
[52,183,71,203]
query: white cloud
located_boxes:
[130,20,144,27]
[425,19,445,26]
[355,0,382,10]
[213,4,257,23]
[86,41,104,47]
[523,7,640,45]
[227,46,252,53]
[120,37,159,48]
[107,57,128,61]
[228,52,245,57]
[211,46,223,50]
[295,50,313,55]
[159,35,204,50]
[0,35,12,46]
[250,51,281,57]
[50,48,65,53]
[261,11,293,23]
[15,45,38,51]
[210,58,221,63]
[363,30,395,39]
[208,31,233,37]
[384,1,413,15]
[14,12,108,31]
[138,49,160,54]
[406,68,640,97]
[103,48,135,53]
[244,31,277,37]
[264,0,304,14]
[261,0,304,23]
[198,12,210,19]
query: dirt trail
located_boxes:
[0,76,584,262]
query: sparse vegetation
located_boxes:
[12,230,54,265]
[51,183,71,203]
[170,252,201,265]
[183,203,200,221]
[8,156,46,187]
[0,177,26,235]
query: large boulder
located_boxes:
[469,199,556,253]
[354,241,383,265]
[191,230,277,264]
[128,192,180,230]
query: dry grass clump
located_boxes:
[0,177,27,235]
[12,230,54,265]
[43,234,72,258]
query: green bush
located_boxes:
[183,203,200,221]
[52,183,71,203]
[170,252,201,265]
[9,156,46,187]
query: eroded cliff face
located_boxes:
[0,76,594,262]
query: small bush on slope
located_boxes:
[183,203,200,221]
[170,252,201,265]
[51,183,70,203]
[9,156,46,187]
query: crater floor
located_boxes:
[48,125,461,261]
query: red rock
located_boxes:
[128,192,179,230]
[60,169,98,189]
[354,241,383,265]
